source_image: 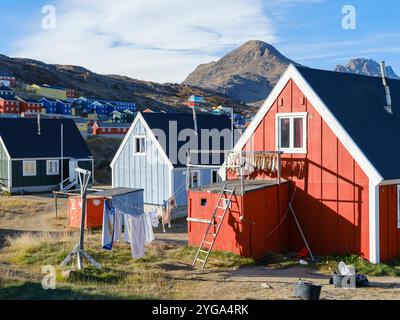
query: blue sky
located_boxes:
[0,0,399,82]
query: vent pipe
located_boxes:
[37,113,41,135]
[192,105,198,135]
[380,61,393,114]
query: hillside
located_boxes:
[335,58,399,79]
[0,54,253,114]
[183,40,299,105]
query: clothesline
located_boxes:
[102,198,158,260]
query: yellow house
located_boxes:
[31,84,67,100]
[73,118,88,139]
[87,113,99,121]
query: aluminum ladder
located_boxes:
[193,185,236,269]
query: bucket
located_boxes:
[332,273,356,288]
[293,282,322,300]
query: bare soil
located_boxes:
[1,194,400,300]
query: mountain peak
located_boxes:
[335,58,399,79]
[183,40,297,105]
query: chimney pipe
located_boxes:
[37,113,41,135]
[380,61,393,114]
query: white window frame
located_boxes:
[134,136,146,155]
[190,170,200,188]
[211,169,221,184]
[276,112,307,154]
[23,160,36,177]
[46,160,59,176]
[397,185,400,229]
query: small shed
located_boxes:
[188,179,289,259]
[68,187,144,229]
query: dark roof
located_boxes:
[0,96,18,101]
[97,122,131,128]
[193,179,288,194]
[296,66,400,180]
[18,98,42,103]
[90,187,143,198]
[0,118,92,159]
[141,112,233,167]
[41,84,68,90]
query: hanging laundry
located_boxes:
[162,196,177,227]
[162,206,170,226]
[149,208,160,228]
[113,211,123,242]
[102,199,115,251]
[112,193,144,217]
[124,214,146,259]
[144,213,155,244]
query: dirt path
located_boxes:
[1,194,400,300]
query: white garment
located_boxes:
[124,214,146,259]
[144,213,155,244]
[114,212,123,242]
[149,208,159,228]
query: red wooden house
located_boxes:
[0,97,20,114]
[17,98,43,115]
[188,64,400,264]
[92,121,131,136]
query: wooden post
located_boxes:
[54,192,58,218]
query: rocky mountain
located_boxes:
[0,54,252,114]
[183,40,298,106]
[335,58,399,79]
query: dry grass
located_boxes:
[0,198,48,216]
[0,231,259,299]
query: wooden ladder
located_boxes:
[193,185,236,269]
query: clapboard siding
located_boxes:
[173,168,217,206]
[112,118,171,205]
[0,142,8,188]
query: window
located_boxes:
[46,160,59,175]
[398,185,400,229]
[211,170,221,184]
[190,171,200,188]
[23,161,36,177]
[134,136,146,155]
[276,113,307,153]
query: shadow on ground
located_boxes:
[0,282,123,300]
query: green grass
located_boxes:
[316,255,400,277]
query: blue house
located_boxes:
[84,97,136,113]
[91,101,108,115]
[111,112,234,212]
[0,86,14,98]
[56,100,73,115]
[40,98,58,114]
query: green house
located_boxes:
[0,118,93,194]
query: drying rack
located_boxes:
[186,150,283,196]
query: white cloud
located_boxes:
[15,0,276,83]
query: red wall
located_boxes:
[188,183,289,259]
[19,101,42,114]
[236,79,371,259]
[68,197,104,229]
[93,126,129,135]
[379,185,399,261]
[0,99,19,114]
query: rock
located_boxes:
[183,40,299,105]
